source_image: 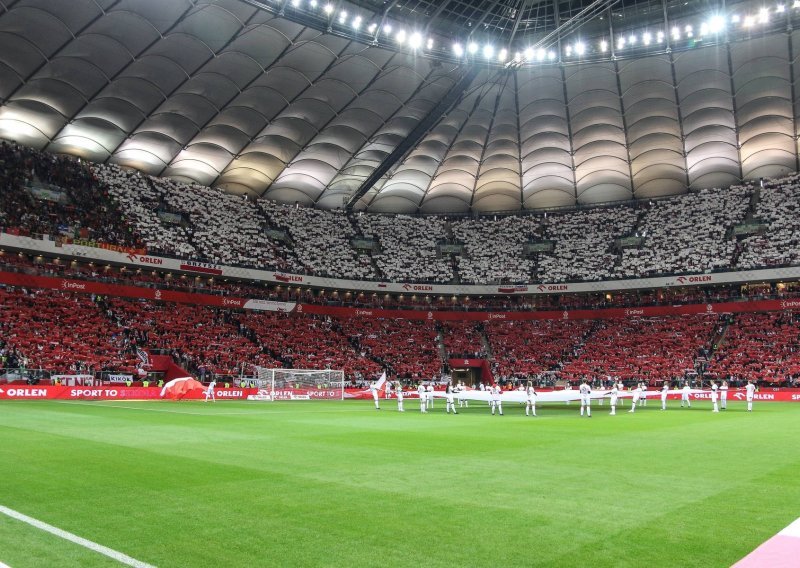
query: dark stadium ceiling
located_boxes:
[1,0,800,214]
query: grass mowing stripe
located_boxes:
[0,505,155,568]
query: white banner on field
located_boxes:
[3,232,800,296]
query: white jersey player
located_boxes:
[445,382,458,414]
[526,382,537,417]
[579,381,592,417]
[660,382,669,410]
[628,384,642,413]
[639,382,647,406]
[720,380,728,409]
[491,384,503,415]
[710,381,719,412]
[457,381,469,408]
[396,382,404,412]
[204,380,216,402]
[745,381,756,411]
[681,383,691,408]
[426,383,434,410]
[608,383,619,415]
[370,380,381,410]
[418,383,427,413]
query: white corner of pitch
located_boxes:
[0,504,156,568]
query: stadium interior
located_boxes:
[3,1,800,567]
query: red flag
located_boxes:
[160,377,206,400]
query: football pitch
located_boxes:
[1,399,797,567]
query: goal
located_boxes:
[251,368,346,400]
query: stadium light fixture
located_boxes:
[409,32,422,49]
[642,32,651,45]
[708,15,726,33]
[758,8,770,23]
[600,40,608,52]
[368,22,377,33]
[777,4,786,13]
[547,50,556,60]
[524,47,534,60]
[498,48,508,62]
[671,26,681,40]
[352,16,362,29]
[338,10,347,24]
[396,29,406,44]
[564,44,573,56]
[453,43,464,56]
[427,38,434,50]
[483,44,494,58]
[309,0,317,7]
[291,0,300,7]
[617,36,626,49]
[743,15,755,27]
[685,25,693,38]
[467,42,479,54]
[383,24,392,34]
[628,34,636,45]
[324,3,333,14]
[574,42,585,55]
[731,14,740,23]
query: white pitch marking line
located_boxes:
[0,505,155,568]
[0,561,11,568]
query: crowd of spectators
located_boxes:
[450,215,540,284]
[356,214,453,283]
[4,143,800,287]
[736,175,800,269]
[538,207,639,282]
[614,185,751,279]
[0,142,140,246]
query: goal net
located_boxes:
[251,368,346,401]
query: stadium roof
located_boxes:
[0,0,797,213]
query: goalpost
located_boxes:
[250,368,346,401]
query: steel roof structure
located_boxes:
[0,0,798,213]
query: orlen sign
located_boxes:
[126,253,164,266]
[675,275,713,284]
[537,284,569,292]
[0,387,48,398]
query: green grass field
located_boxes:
[1,398,797,567]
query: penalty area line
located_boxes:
[0,505,155,568]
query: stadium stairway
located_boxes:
[149,354,193,381]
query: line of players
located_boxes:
[371,378,758,415]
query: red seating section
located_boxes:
[560,316,716,384]
[706,313,800,383]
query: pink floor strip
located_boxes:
[732,518,800,568]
